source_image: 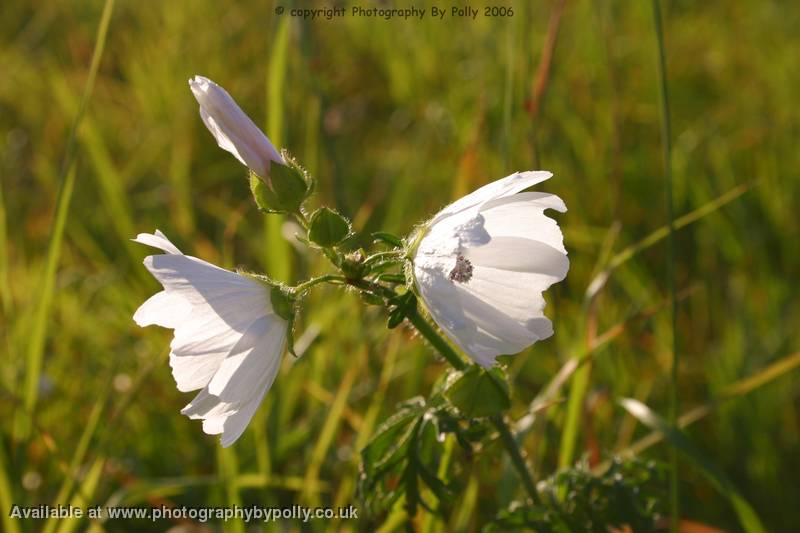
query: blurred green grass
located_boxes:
[1,0,799,531]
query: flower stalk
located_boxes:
[406,305,542,505]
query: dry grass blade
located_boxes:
[517,286,699,436]
[585,183,749,300]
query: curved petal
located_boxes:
[479,192,567,254]
[133,230,183,255]
[207,315,286,402]
[199,108,266,176]
[133,290,191,328]
[142,254,271,325]
[432,171,553,224]
[465,237,569,281]
[180,316,285,447]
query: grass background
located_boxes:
[1,0,799,531]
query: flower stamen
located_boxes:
[449,254,473,283]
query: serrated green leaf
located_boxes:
[361,398,424,478]
[445,366,511,418]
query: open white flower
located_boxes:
[189,75,284,179]
[133,230,287,446]
[412,171,569,367]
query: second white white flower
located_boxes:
[412,171,569,367]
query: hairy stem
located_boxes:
[406,306,542,505]
[293,274,347,294]
[311,236,544,505]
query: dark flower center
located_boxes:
[449,254,473,283]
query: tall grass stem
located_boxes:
[651,0,679,529]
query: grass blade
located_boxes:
[13,161,77,439]
[0,440,20,533]
[0,177,10,315]
[616,352,800,460]
[585,183,748,300]
[56,456,105,533]
[263,15,293,283]
[619,398,766,533]
[650,0,679,526]
[13,0,115,441]
[43,391,108,533]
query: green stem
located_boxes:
[311,240,544,505]
[363,250,405,267]
[292,274,347,294]
[405,306,542,505]
[651,0,679,529]
[406,308,466,371]
[491,414,542,506]
[294,210,310,230]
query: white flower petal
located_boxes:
[479,192,567,254]
[412,171,568,365]
[143,254,266,309]
[133,230,287,446]
[182,387,270,448]
[133,230,183,255]
[433,171,553,224]
[133,290,192,328]
[465,237,569,281]
[207,315,286,402]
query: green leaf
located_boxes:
[387,291,416,329]
[376,273,406,284]
[360,291,384,306]
[307,207,351,247]
[372,231,403,247]
[619,398,766,533]
[445,366,511,418]
[361,398,425,478]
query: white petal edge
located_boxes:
[133,230,182,255]
[432,171,553,224]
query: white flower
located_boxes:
[412,171,569,367]
[189,75,284,179]
[133,230,287,446]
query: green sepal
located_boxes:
[307,207,352,247]
[269,161,309,212]
[249,159,309,215]
[269,285,300,357]
[269,285,295,321]
[250,172,277,213]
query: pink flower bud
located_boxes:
[189,75,284,179]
